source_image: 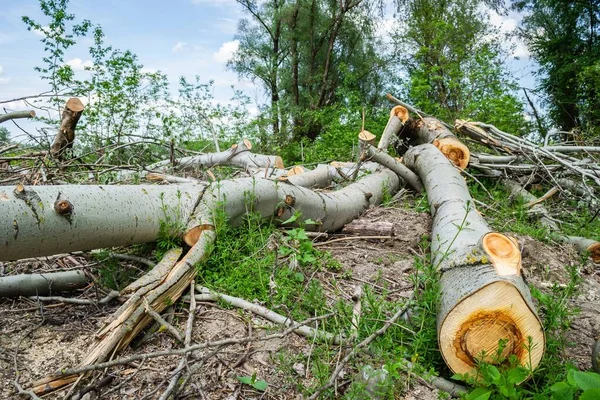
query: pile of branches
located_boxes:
[388,94,600,263]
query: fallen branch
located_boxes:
[187,285,343,344]
[504,180,599,263]
[0,270,88,297]
[0,110,36,124]
[361,142,424,192]
[39,313,334,379]
[28,290,120,305]
[159,283,196,400]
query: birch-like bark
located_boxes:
[146,139,283,173]
[398,117,470,169]
[404,144,544,377]
[378,105,408,151]
[0,184,206,261]
[362,144,423,192]
[0,110,36,124]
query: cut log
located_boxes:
[378,105,409,151]
[279,164,334,188]
[404,144,544,377]
[397,117,470,169]
[342,220,394,236]
[0,184,206,261]
[0,270,88,297]
[359,130,376,147]
[50,98,84,159]
[562,236,600,264]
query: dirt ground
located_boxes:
[1,205,598,399]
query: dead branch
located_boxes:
[0,110,36,124]
[308,294,414,400]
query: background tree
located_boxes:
[514,0,600,142]
[0,127,11,144]
[229,0,389,141]
[394,0,528,135]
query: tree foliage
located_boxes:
[395,0,528,135]
[229,0,389,141]
[514,0,600,141]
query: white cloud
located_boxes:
[213,40,239,63]
[0,65,3,74]
[488,11,517,34]
[512,42,530,58]
[172,41,187,53]
[487,9,529,59]
[66,58,93,71]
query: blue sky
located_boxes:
[0,0,537,139]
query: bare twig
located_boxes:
[143,298,184,342]
[47,313,335,378]
[308,294,414,400]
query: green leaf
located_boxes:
[252,379,268,391]
[550,382,575,400]
[485,365,501,384]
[506,366,530,384]
[238,376,253,385]
[570,371,600,390]
[281,213,299,225]
[293,272,305,282]
[465,387,493,400]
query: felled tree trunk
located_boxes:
[50,98,84,159]
[404,144,544,377]
[0,270,88,297]
[396,117,470,169]
[7,167,400,394]
[378,105,409,151]
[0,184,206,261]
[146,138,284,173]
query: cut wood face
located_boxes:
[439,280,545,377]
[433,138,470,169]
[587,242,600,264]
[391,105,409,123]
[482,233,522,276]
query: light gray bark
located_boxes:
[542,146,600,153]
[404,144,542,373]
[146,139,283,173]
[0,270,87,297]
[0,184,205,261]
[0,110,35,124]
[185,169,400,242]
[363,144,423,192]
